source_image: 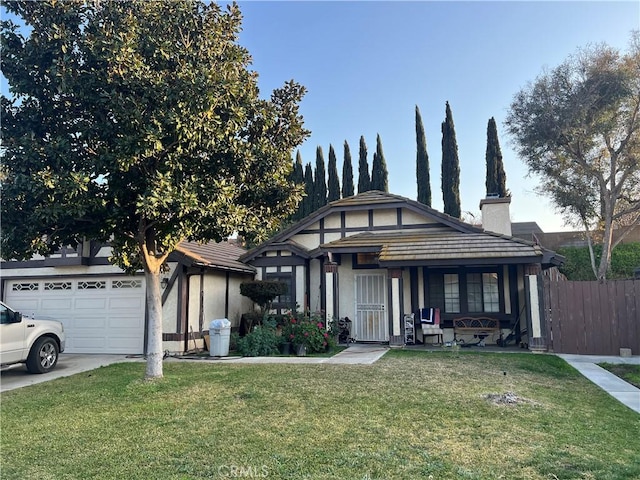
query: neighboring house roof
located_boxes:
[175,241,255,274]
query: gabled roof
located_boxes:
[240,190,563,268]
[175,241,255,274]
[240,191,481,262]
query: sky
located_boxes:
[2,1,638,232]
[234,0,639,232]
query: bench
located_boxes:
[453,317,501,346]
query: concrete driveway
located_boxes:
[0,354,133,393]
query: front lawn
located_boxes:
[1,351,639,479]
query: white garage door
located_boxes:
[4,276,145,354]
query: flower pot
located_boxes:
[279,342,292,355]
[295,344,307,356]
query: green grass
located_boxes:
[2,351,639,480]
[599,363,640,388]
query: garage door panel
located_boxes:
[108,296,144,310]
[70,335,106,349]
[107,336,144,351]
[109,316,143,329]
[8,299,40,313]
[5,277,145,354]
[75,297,107,309]
[41,298,73,309]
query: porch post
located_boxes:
[324,262,338,326]
[388,268,403,345]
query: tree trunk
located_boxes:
[144,269,164,379]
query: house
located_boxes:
[1,240,254,354]
[240,191,563,347]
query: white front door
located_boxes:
[354,274,388,342]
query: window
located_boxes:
[353,252,380,269]
[444,274,460,313]
[266,273,294,312]
[467,273,499,312]
[426,269,501,315]
[482,273,499,312]
[467,273,483,312]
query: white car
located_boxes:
[0,301,66,374]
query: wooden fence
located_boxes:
[543,278,640,355]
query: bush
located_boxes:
[282,311,337,354]
[240,280,288,313]
[236,325,280,357]
[558,243,640,280]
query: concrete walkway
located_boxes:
[182,343,389,365]
[557,354,640,414]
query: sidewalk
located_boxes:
[557,354,640,414]
[186,343,389,365]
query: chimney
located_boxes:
[480,195,512,236]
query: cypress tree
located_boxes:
[291,151,305,220]
[341,140,355,198]
[302,162,314,217]
[441,101,461,218]
[357,136,371,193]
[415,106,431,206]
[314,146,327,210]
[371,133,389,192]
[486,117,508,197]
[327,144,341,202]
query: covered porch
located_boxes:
[320,229,562,347]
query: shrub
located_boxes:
[240,280,288,313]
[283,311,337,354]
[236,325,280,357]
[558,243,640,280]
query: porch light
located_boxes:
[161,277,169,289]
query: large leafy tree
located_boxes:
[357,135,371,193]
[1,0,309,378]
[506,36,640,281]
[416,105,431,206]
[441,101,461,218]
[341,140,354,198]
[327,144,341,202]
[485,117,508,197]
[371,134,389,192]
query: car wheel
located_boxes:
[26,337,59,374]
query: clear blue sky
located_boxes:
[2,1,638,232]
[235,0,639,232]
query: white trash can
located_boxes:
[209,319,231,357]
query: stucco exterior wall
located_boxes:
[402,209,437,226]
[161,263,180,333]
[293,233,320,250]
[337,255,356,319]
[372,209,397,227]
[345,210,369,228]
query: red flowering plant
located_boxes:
[283,310,336,353]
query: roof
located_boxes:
[175,241,255,274]
[240,191,481,261]
[320,230,554,266]
[240,191,563,268]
